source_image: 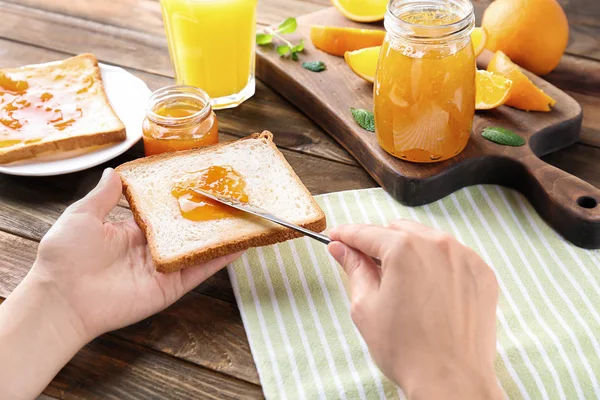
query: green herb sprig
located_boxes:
[256,18,304,60]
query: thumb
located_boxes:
[69,168,123,219]
[329,241,381,301]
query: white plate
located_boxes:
[0,63,151,177]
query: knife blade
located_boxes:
[190,187,332,245]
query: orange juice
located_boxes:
[374,0,475,163]
[160,0,257,109]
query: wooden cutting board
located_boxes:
[256,7,600,249]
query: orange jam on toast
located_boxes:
[143,86,218,157]
[0,70,85,147]
[374,0,475,163]
[171,165,248,221]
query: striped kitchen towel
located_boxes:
[228,186,600,400]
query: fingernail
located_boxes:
[328,242,346,265]
[100,168,113,182]
[329,227,340,240]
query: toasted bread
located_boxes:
[0,54,126,164]
[116,132,327,273]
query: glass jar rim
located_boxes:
[146,85,212,126]
[384,0,474,42]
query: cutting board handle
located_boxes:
[521,155,600,248]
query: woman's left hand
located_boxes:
[0,168,241,400]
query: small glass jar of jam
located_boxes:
[374,0,475,163]
[142,85,219,156]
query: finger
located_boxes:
[388,219,459,249]
[387,219,433,234]
[180,252,244,293]
[329,241,381,299]
[329,224,392,258]
[69,168,123,219]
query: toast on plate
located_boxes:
[0,53,126,164]
[116,131,327,273]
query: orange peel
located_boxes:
[311,25,385,57]
[331,0,388,22]
[487,51,556,111]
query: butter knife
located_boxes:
[190,188,332,244]
[190,188,382,266]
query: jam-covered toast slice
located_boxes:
[0,53,126,164]
[116,132,327,273]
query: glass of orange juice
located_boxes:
[159,0,257,110]
[374,0,475,163]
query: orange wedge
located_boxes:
[311,25,385,57]
[345,46,381,83]
[331,0,388,22]
[471,27,487,58]
[476,70,513,110]
[487,51,556,111]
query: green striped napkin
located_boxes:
[228,186,600,400]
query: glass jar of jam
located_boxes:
[142,85,219,157]
[374,0,475,163]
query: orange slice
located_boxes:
[331,0,388,22]
[487,51,556,111]
[475,70,513,110]
[345,46,381,83]
[471,27,487,58]
[311,25,385,57]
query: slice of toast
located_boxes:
[116,132,327,273]
[0,54,126,164]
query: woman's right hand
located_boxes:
[328,221,503,400]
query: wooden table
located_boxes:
[0,0,598,398]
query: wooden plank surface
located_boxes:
[1,0,599,150]
[0,0,598,397]
[46,336,262,399]
[7,0,599,61]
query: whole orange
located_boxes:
[482,0,569,76]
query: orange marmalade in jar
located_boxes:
[374,0,475,163]
[142,85,218,156]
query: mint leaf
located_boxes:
[351,108,375,132]
[292,39,304,53]
[256,33,273,45]
[277,45,291,57]
[257,17,300,60]
[277,17,297,34]
[481,127,525,146]
[302,61,326,72]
